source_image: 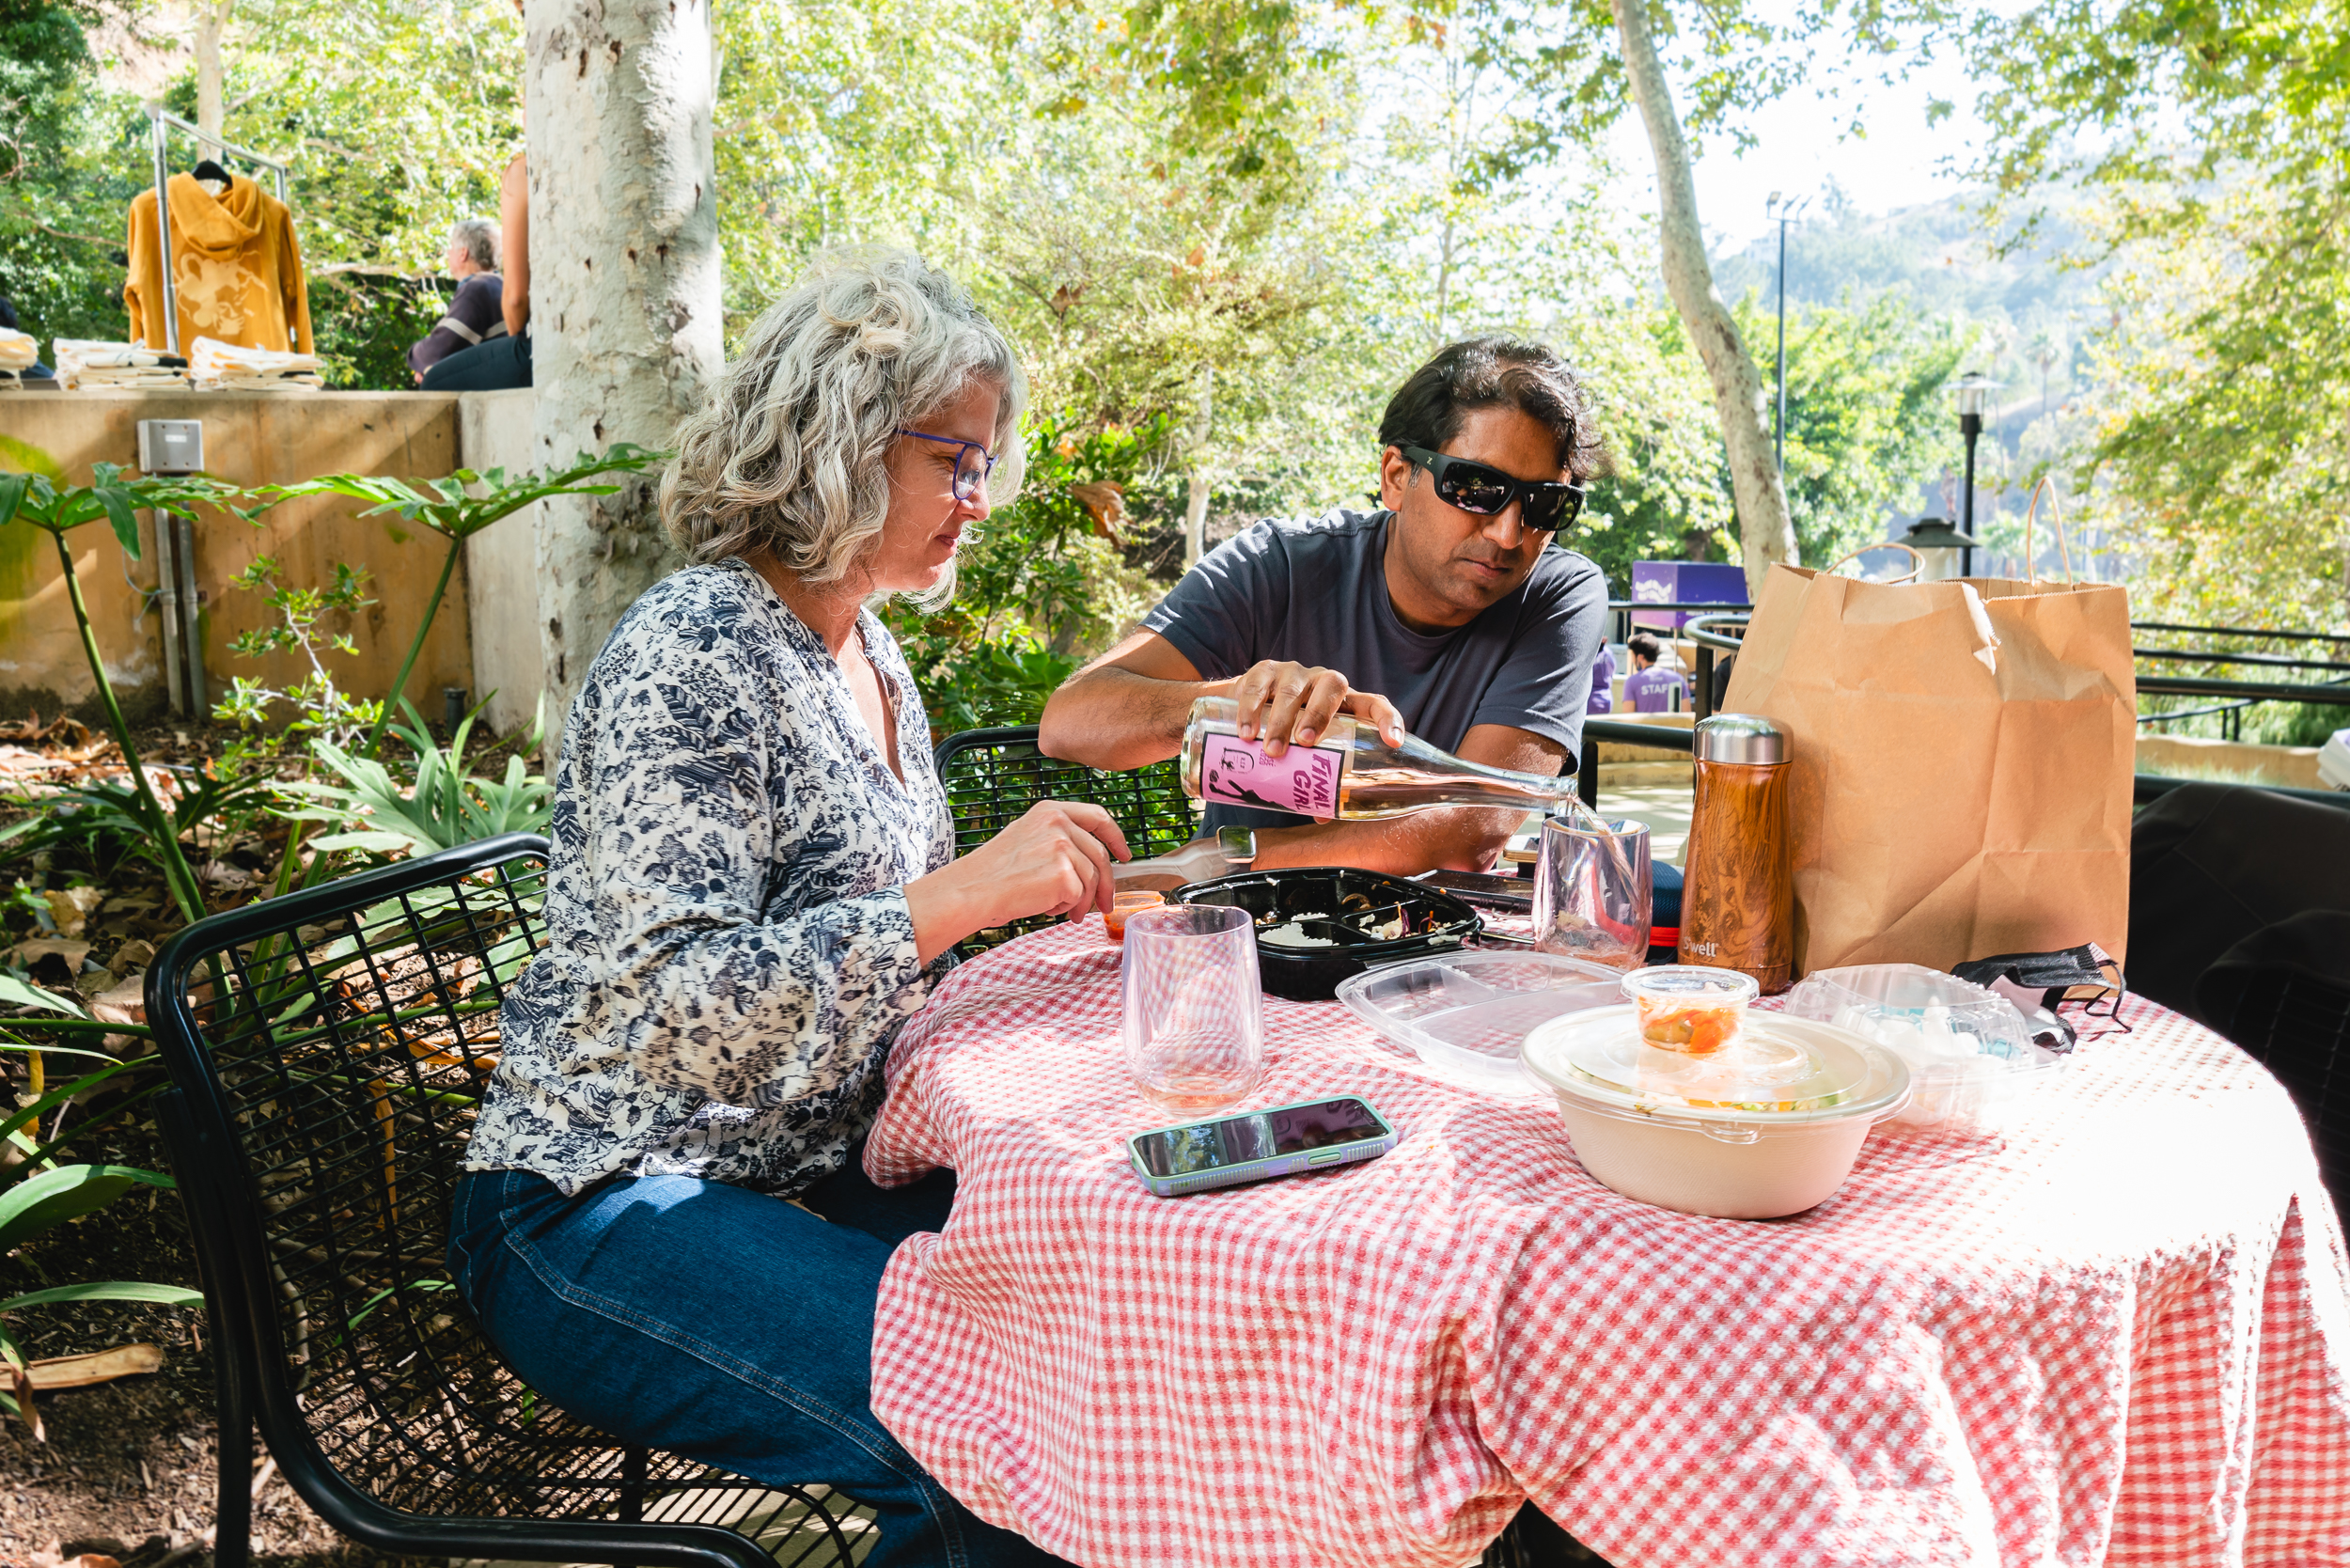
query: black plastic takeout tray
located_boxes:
[1168,867,1481,1002]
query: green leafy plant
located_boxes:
[278,699,551,860]
[0,457,249,926]
[0,1028,191,1434]
[255,446,667,758]
[215,556,384,751]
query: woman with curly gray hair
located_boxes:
[449,250,1111,1568]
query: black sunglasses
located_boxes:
[1401,445,1586,533]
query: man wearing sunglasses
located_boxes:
[1040,336,1608,875]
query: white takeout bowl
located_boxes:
[1521,1006,1910,1219]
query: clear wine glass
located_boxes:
[1121,904,1264,1113]
[1533,816,1653,971]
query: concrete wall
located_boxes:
[457,389,545,735]
[1,391,475,725]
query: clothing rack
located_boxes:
[143,105,291,356]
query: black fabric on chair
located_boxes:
[932,726,1196,955]
[2196,910,2350,1220]
[146,835,876,1568]
[2127,782,2350,1021]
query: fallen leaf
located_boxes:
[24,1343,164,1390]
[45,887,102,940]
[88,973,148,1027]
[9,1360,42,1440]
[9,937,90,970]
[73,966,117,1001]
[108,938,156,972]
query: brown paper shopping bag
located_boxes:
[1720,548,2136,976]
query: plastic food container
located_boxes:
[1336,951,1624,1098]
[1620,965,1759,1056]
[1522,1006,1910,1218]
[1779,964,2068,1136]
[1174,868,1480,1001]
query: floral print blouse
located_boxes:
[467,557,953,1197]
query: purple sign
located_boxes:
[1628,562,1748,632]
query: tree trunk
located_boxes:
[193,0,230,137]
[525,0,723,733]
[1611,0,1798,599]
[1183,363,1214,567]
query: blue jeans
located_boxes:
[448,1153,1070,1568]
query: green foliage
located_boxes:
[1965,0,2350,630]
[277,699,551,859]
[0,457,249,923]
[216,557,382,748]
[258,445,666,756]
[1733,291,1970,569]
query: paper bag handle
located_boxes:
[2022,477,2076,587]
[1823,541,1922,585]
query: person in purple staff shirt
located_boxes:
[1586,641,1616,714]
[1622,630,1690,712]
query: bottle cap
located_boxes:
[1694,713,1786,764]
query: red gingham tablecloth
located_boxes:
[865,919,2350,1568]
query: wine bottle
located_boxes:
[1177,696,1582,821]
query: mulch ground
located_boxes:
[0,716,429,1568]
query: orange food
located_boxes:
[1637,999,1742,1055]
[1106,891,1165,943]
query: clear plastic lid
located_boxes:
[1524,1005,1910,1126]
[1336,951,1624,1099]
[1779,964,2068,1135]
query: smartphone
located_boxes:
[1126,1096,1398,1199]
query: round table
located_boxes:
[864,918,2350,1568]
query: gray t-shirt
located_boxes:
[1141,507,1609,830]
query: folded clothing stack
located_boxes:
[189,336,323,392]
[0,330,36,371]
[54,339,188,389]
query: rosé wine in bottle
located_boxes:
[1176,696,1585,821]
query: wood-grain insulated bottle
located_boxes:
[1678,713,1794,995]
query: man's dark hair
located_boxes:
[0,297,17,332]
[1377,336,1603,481]
[1627,630,1662,663]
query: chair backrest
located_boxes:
[146,835,670,1523]
[932,726,1196,952]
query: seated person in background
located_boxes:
[420,152,531,391]
[408,218,505,384]
[1622,630,1690,712]
[0,296,55,379]
[1040,337,1609,876]
[1587,639,1617,714]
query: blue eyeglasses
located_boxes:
[898,429,998,501]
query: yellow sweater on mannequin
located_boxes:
[124,173,313,353]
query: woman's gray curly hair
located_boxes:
[660,248,1026,606]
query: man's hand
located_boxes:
[1230,660,1405,757]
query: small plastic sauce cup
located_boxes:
[1106,890,1166,944]
[1621,965,1760,1056]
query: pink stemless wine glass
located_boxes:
[1120,903,1265,1113]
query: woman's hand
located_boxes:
[905,800,1133,963]
[1230,660,1404,757]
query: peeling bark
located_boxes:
[1612,0,1798,598]
[525,0,722,731]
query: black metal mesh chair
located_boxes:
[146,834,877,1568]
[2197,912,2350,1226]
[933,726,1196,955]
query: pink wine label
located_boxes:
[1200,732,1343,818]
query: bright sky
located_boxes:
[1624,30,1994,250]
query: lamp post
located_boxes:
[1765,192,1811,477]
[1944,370,2002,576]
[1896,516,1980,583]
